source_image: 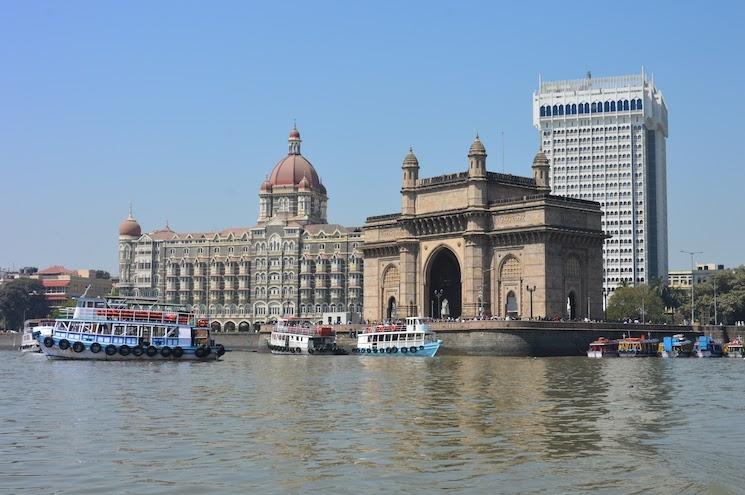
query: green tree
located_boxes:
[0,279,49,330]
[606,284,666,323]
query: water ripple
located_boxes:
[3,352,745,493]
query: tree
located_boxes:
[0,279,50,330]
[606,284,666,323]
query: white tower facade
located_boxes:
[533,71,668,294]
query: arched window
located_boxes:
[558,105,564,115]
[604,101,610,112]
[636,98,642,109]
[540,106,546,117]
[552,105,558,115]
[623,100,629,111]
[578,103,584,114]
[610,101,616,111]
[571,103,577,114]
[597,101,603,112]
[617,100,623,110]
[591,102,597,113]
[584,103,590,113]
[630,99,636,110]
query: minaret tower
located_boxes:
[467,135,487,208]
[532,150,551,191]
[401,147,419,216]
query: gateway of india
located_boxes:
[363,137,605,321]
[117,127,363,330]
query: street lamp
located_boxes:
[433,289,444,319]
[526,285,536,320]
[681,250,703,325]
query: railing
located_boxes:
[68,307,193,326]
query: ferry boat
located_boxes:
[693,335,723,358]
[37,296,225,361]
[587,337,618,358]
[617,335,660,357]
[723,337,743,358]
[658,334,694,358]
[19,319,55,353]
[354,317,442,357]
[267,317,348,355]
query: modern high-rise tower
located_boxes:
[533,71,668,294]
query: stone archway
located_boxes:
[238,321,251,332]
[426,247,462,318]
[224,321,236,332]
[386,296,397,320]
[211,321,222,332]
[505,290,518,318]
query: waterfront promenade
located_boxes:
[3,321,735,355]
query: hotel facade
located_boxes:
[117,128,363,331]
[533,72,668,294]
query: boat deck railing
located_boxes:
[69,307,193,325]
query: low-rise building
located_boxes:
[34,266,113,305]
[668,263,726,288]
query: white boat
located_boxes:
[354,317,442,357]
[586,337,618,358]
[267,317,348,355]
[19,319,55,353]
[38,296,225,361]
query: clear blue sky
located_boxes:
[1,0,743,274]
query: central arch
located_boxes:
[386,296,397,319]
[426,247,462,318]
[567,291,577,320]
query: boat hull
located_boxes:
[355,340,442,357]
[587,350,618,358]
[38,337,221,361]
[660,350,692,358]
[267,342,348,355]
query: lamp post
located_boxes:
[433,289,444,319]
[681,250,702,325]
[478,287,483,317]
[526,285,536,320]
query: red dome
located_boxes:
[289,127,300,139]
[268,154,322,189]
[260,179,273,192]
[119,214,141,237]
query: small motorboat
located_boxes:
[693,335,723,358]
[587,337,618,358]
[723,337,743,358]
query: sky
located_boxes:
[1,0,744,274]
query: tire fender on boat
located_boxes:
[146,346,158,357]
[195,347,206,358]
[160,346,172,358]
[43,337,54,348]
[105,344,117,356]
[402,347,408,353]
[90,342,102,353]
[173,346,184,358]
[308,348,314,355]
[366,348,372,353]
[392,347,398,353]
[295,347,301,354]
[72,341,85,353]
[216,344,225,357]
[132,346,144,357]
[119,344,131,356]
[409,346,417,353]
[59,339,70,350]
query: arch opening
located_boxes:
[386,296,397,319]
[505,291,518,318]
[567,291,577,320]
[426,248,462,319]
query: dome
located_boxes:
[532,150,549,166]
[119,213,141,237]
[264,127,325,192]
[403,147,419,167]
[260,179,273,192]
[268,154,322,189]
[468,135,486,155]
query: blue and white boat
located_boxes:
[659,334,694,358]
[693,335,723,358]
[37,296,225,361]
[354,317,442,357]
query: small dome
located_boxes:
[289,127,300,139]
[119,213,141,237]
[468,135,486,155]
[260,179,273,192]
[403,147,419,167]
[533,150,549,166]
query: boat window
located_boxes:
[113,324,125,335]
[392,334,398,341]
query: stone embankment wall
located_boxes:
[212,321,706,356]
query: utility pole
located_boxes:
[681,250,703,325]
[526,285,536,320]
